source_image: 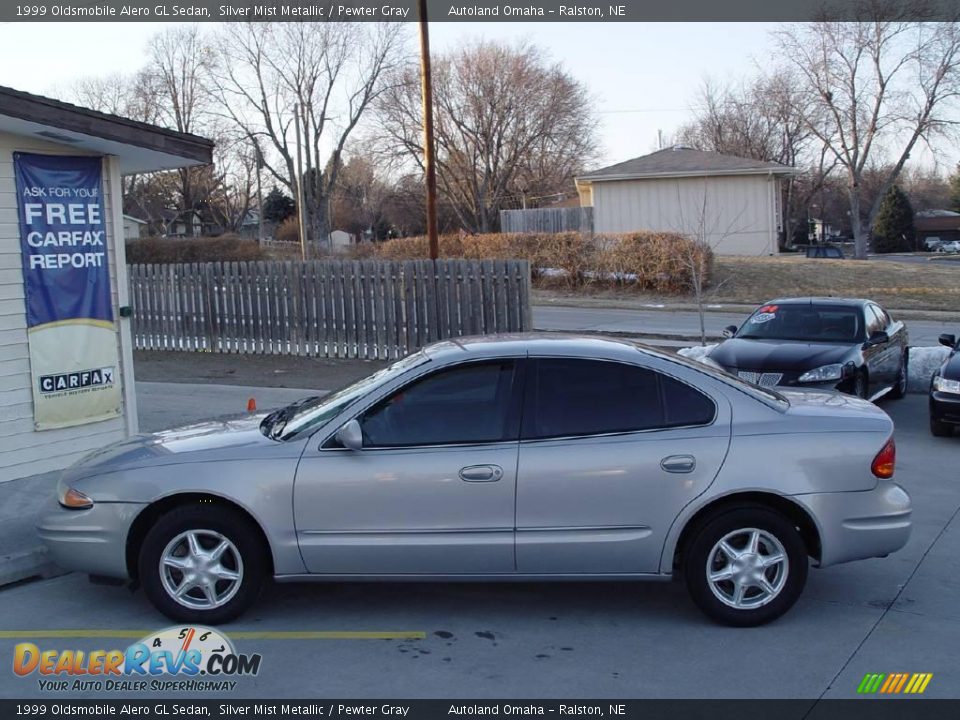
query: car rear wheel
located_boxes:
[888,351,908,400]
[139,505,267,624]
[684,507,808,627]
[931,416,952,437]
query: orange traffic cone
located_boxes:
[247,397,257,413]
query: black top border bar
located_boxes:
[3,0,960,23]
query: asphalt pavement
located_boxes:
[0,394,956,700]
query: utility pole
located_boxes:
[293,103,308,262]
[418,0,439,261]
[253,136,264,245]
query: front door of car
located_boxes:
[863,304,897,388]
[515,358,731,574]
[293,359,522,575]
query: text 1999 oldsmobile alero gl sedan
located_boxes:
[39,335,912,627]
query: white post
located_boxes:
[106,155,139,436]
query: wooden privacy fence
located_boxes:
[128,259,532,360]
[499,207,594,234]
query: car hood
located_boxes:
[65,414,300,479]
[940,350,960,380]
[709,338,852,372]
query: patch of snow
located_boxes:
[908,346,950,393]
[677,344,718,362]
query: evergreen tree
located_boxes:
[872,185,915,253]
[261,187,296,224]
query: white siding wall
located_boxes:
[591,174,779,256]
[0,132,130,482]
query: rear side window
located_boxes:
[523,359,715,440]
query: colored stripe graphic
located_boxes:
[857,672,933,694]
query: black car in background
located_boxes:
[930,332,960,437]
[707,298,909,400]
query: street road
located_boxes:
[1,395,956,699]
[533,306,951,346]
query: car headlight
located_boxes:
[933,375,960,394]
[58,486,93,509]
[798,363,844,383]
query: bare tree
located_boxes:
[144,25,216,217]
[209,22,405,255]
[776,11,960,257]
[375,40,599,233]
[677,70,833,249]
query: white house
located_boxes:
[122,214,147,241]
[575,147,798,255]
[0,86,213,482]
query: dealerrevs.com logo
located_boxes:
[13,626,261,693]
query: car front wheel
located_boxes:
[684,507,808,627]
[139,505,267,624]
[888,350,908,400]
[931,415,952,437]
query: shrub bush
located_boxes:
[362,231,711,294]
[274,217,300,244]
[125,235,265,264]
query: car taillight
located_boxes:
[871,438,896,479]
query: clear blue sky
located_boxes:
[0,21,950,171]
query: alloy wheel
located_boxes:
[706,528,789,609]
[159,529,244,610]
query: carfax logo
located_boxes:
[13,626,261,693]
[39,366,115,394]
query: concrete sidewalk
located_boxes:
[0,382,323,588]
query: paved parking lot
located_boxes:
[0,394,955,700]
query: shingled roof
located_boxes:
[578,146,795,181]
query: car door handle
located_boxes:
[661,455,696,474]
[459,465,503,482]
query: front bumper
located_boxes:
[930,389,960,425]
[793,480,911,567]
[37,502,146,580]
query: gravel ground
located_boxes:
[134,350,389,391]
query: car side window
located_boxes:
[866,305,887,337]
[359,361,518,448]
[522,358,715,440]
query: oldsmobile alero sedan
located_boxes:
[39,335,912,627]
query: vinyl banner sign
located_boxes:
[14,152,121,430]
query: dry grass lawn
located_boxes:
[711,256,960,311]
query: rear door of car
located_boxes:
[515,357,731,574]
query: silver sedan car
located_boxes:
[39,335,912,627]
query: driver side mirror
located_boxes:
[722,325,737,339]
[334,419,363,451]
[939,333,957,349]
[865,330,889,347]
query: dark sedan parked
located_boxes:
[930,332,960,437]
[707,298,908,400]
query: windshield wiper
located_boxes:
[260,396,322,440]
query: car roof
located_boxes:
[761,297,870,308]
[421,332,656,362]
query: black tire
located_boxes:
[684,506,808,627]
[888,350,908,400]
[139,504,267,624]
[931,415,952,437]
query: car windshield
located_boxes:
[260,351,430,441]
[736,303,863,344]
